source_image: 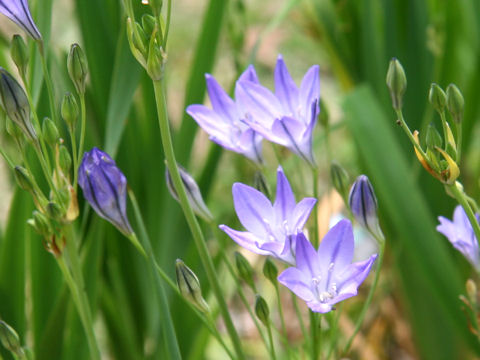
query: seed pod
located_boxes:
[0,320,24,357]
[61,92,79,127]
[446,84,464,123]
[262,257,278,285]
[254,295,270,326]
[429,83,446,114]
[0,67,36,140]
[386,58,407,110]
[175,259,210,313]
[42,117,59,145]
[235,251,255,290]
[11,34,29,78]
[67,44,88,94]
[58,145,72,175]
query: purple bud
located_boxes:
[0,0,42,40]
[78,148,133,236]
[348,175,381,238]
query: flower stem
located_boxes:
[152,79,245,359]
[56,252,100,360]
[266,321,277,360]
[75,94,87,188]
[310,311,320,360]
[37,40,57,125]
[448,182,480,246]
[273,281,292,359]
[343,236,385,355]
[128,190,182,360]
[312,166,320,248]
[395,109,431,165]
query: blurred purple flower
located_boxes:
[0,0,42,39]
[78,148,133,236]
[235,55,320,166]
[437,205,480,270]
[186,66,263,164]
[220,166,316,264]
[278,220,377,313]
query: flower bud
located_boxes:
[127,18,147,68]
[330,161,350,203]
[28,210,52,237]
[11,35,29,78]
[6,118,23,141]
[58,145,72,175]
[466,279,477,305]
[46,202,63,220]
[147,42,165,81]
[141,14,156,38]
[253,171,271,199]
[386,58,407,110]
[348,175,382,239]
[148,0,163,15]
[55,187,70,211]
[78,148,133,236]
[235,251,255,290]
[14,166,34,192]
[446,84,464,123]
[0,67,36,140]
[42,117,59,145]
[425,124,442,150]
[262,257,278,285]
[429,83,446,113]
[254,295,270,326]
[175,259,210,313]
[132,22,148,57]
[67,44,88,94]
[61,92,79,127]
[166,164,213,222]
[0,320,24,357]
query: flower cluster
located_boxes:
[221,166,378,313]
[187,55,320,166]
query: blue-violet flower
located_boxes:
[235,55,320,166]
[0,0,42,39]
[220,166,316,264]
[437,205,480,270]
[78,148,133,236]
[186,66,263,164]
[278,220,378,313]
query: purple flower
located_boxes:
[0,0,41,40]
[235,55,320,166]
[278,220,378,313]
[437,205,480,270]
[186,66,263,164]
[219,166,316,264]
[78,148,133,236]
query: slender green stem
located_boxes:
[343,237,385,355]
[32,141,62,201]
[274,282,291,358]
[163,0,172,48]
[152,79,245,359]
[291,293,307,340]
[0,147,14,169]
[455,120,462,163]
[312,167,320,248]
[128,190,182,360]
[69,124,78,185]
[76,94,87,187]
[325,304,343,360]
[395,109,431,165]
[448,182,480,246]
[439,111,449,151]
[56,254,100,360]
[310,311,320,360]
[37,40,57,124]
[266,321,277,360]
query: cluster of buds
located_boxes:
[0,34,88,256]
[125,0,167,80]
[386,58,464,185]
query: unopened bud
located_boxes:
[11,35,29,78]
[67,44,88,94]
[429,83,446,113]
[127,18,147,68]
[58,145,72,175]
[61,92,79,127]
[147,35,165,81]
[46,202,63,220]
[466,279,477,305]
[446,84,464,123]
[235,251,255,290]
[29,210,51,237]
[6,119,23,141]
[175,259,210,313]
[330,161,350,203]
[166,164,213,222]
[132,22,148,56]
[148,0,163,15]
[255,295,270,326]
[425,124,442,149]
[142,14,156,38]
[55,187,70,210]
[262,258,278,284]
[0,67,36,140]
[386,58,407,110]
[0,320,24,357]
[14,166,34,192]
[253,171,270,199]
[348,175,383,239]
[42,117,59,145]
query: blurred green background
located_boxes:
[1,0,480,359]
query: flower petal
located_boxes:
[271,116,314,165]
[186,104,230,140]
[317,220,354,274]
[273,166,296,224]
[295,232,320,278]
[305,301,333,313]
[205,74,237,122]
[219,225,271,255]
[299,65,320,123]
[278,267,314,302]
[336,254,377,296]
[274,55,299,115]
[235,81,282,124]
[238,64,260,84]
[291,197,317,230]
[232,183,274,236]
